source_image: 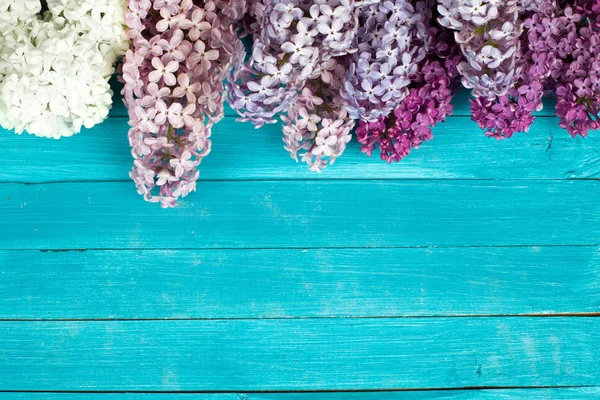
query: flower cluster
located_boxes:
[282,68,355,172]
[356,1,461,162]
[226,0,374,170]
[553,1,600,137]
[436,0,523,98]
[122,0,246,207]
[0,0,128,138]
[470,0,600,139]
[227,0,368,125]
[342,0,429,122]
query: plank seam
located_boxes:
[4,177,599,185]
[0,313,598,322]
[4,243,597,252]
[0,385,597,394]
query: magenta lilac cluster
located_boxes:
[467,0,600,139]
[117,0,600,206]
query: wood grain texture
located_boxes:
[1,180,599,250]
[1,83,597,397]
[3,116,598,183]
[0,317,598,391]
[1,247,599,319]
[3,389,600,399]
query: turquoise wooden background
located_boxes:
[0,84,599,399]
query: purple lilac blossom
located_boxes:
[226,0,374,171]
[122,0,246,207]
[341,0,430,123]
[226,0,370,128]
[472,0,600,139]
[554,0,600,137]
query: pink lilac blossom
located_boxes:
[356,2,461,162]
[282,60,355,172]
[121,0,246,207]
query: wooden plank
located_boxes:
[1,180,599,250]
[1,247,599,319]
[0,317,598,390]
[2,389,600,399]
[2,116,597,183]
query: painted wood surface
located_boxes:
[1,180,599,250]
[4,116,599,184]
[0,86,598,397]
[3,390,600,399]
[0,317,599,390]
[1,247,599,319]
[0,88,580,184]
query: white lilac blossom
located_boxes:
[436,0,524,98]
[341,0,430,122]
[0,0,128,138]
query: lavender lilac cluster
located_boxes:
[226,0,375,171]
[341,1,429,122]
[437,0,523,98]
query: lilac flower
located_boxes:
[227,0,368,126]
[437,0,524,98]
[472,0,600,139]
[282,73,355,172]
[342,1,429,123]
[0,0,128,138]
[173,73,200,103]
[122,0,247,207]
[226,0,369,170]
[148,57,179,86]
[356,9,461,163]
